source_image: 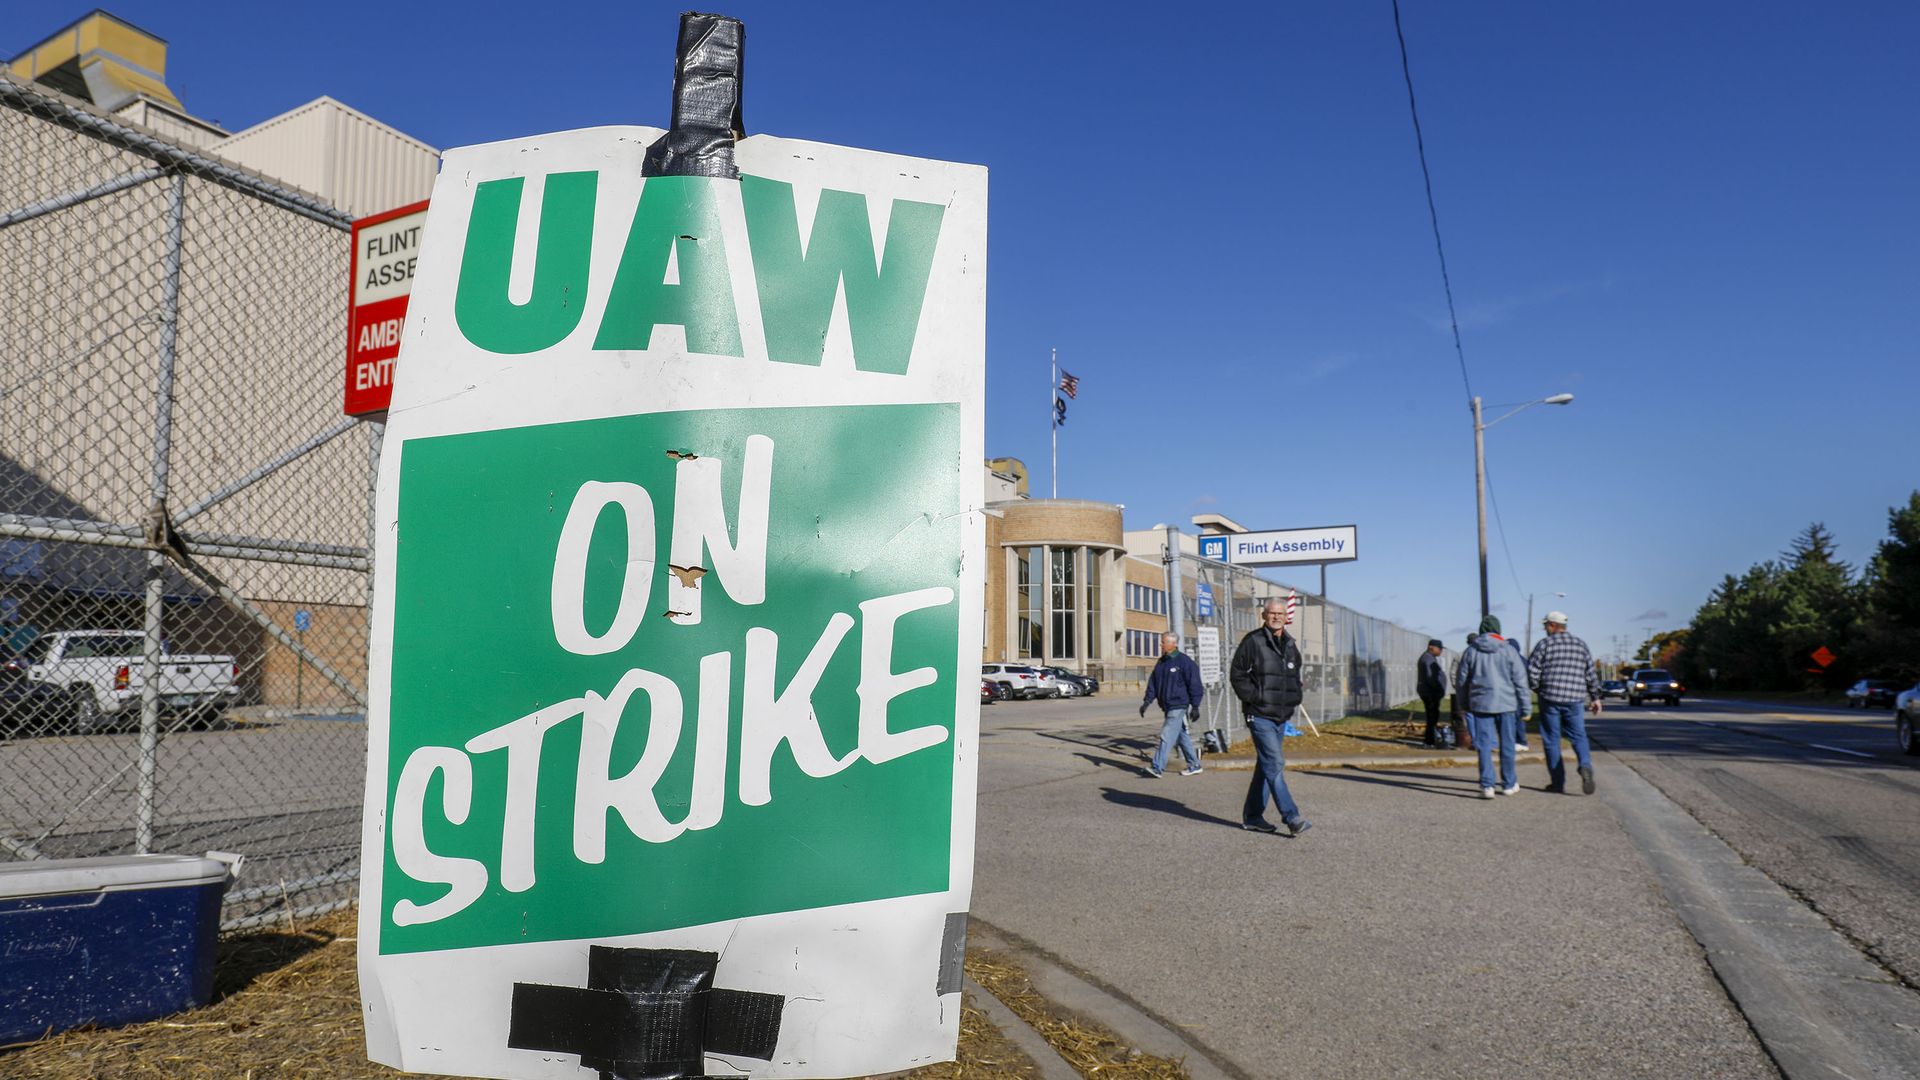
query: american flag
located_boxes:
[1058,370,1080,399]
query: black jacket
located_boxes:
[1417,651,1448,699]
[1230,627,1304,719]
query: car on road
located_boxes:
[1844,678,1903,709]
[1600,679,1627,699]
[1040,666,1098,697]
[1896,682,1920,756]
[980,679,997,705]
[1628,668,1686,706]
[0,657,77,737]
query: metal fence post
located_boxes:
[135,171,186,854]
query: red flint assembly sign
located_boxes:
[345,200,429,417]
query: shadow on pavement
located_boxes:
[1073,751,1145,771]
[1037,729,1153,754]
[1100,786,1244,829]
[1307,766,1487,800]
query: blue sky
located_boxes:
[39,1,1919,657]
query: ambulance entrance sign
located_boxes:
[345,199,428,418]
[357,124,986,1080]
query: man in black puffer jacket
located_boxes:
[1229,597,1313,837]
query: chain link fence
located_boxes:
[1,74,373,929]
[1168,552,1452,750]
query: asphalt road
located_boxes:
[1593,696,1920,990]
[970,695,1780,1079]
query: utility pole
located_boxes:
[1165,524,1184,644]
[1473,396,1489,620]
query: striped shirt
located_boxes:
[1527,632,1600,704]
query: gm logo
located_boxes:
[1199,536,1227,563]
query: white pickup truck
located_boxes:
[19,630,238,732]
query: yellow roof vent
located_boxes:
[8,9,184,113]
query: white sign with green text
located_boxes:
[357,124,985,1079]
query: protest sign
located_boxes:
[358,122,985,1079]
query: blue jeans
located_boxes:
[1151,706,1200,773]
[1467,712,1518,790]
[1242,715,1302,826]
[1538,699,1592,788]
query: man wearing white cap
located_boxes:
[1527,610,1602,793]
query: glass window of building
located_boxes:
[1083,548,1101,660]
[1049,546,1076,659]
[1016,547,1043,658]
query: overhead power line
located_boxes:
[1390,0,1473,403]
[1390,0,1530,605]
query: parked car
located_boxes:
[1895,682,1920,756]
[981,663,1060,700]
[1041,666,1098,697]
[980,679,996,705]
[1627,668,1686,707]
[1599,679,1627,699]
[1844,678,1903,709]
[0,657,77,737]
[18,630,239,732]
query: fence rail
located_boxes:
[1,73,373,928]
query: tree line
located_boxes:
[1658,493,1920,691]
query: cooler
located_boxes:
[0,853,237,1045]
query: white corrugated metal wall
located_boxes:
[216,96,438,218]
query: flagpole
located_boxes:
[1050,347,1058,499]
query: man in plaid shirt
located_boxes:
[1527,611,1603,794]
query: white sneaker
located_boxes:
[1500,784,1520,796]
[1513,743,1527,754]
[1181,766,1204,776]
[1481,787,1496,800]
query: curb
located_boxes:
[970,920,1247,1080]
[1599,749,1920,1078]
[961,976,1081,1080]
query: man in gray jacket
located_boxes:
[1452,615,1532,799]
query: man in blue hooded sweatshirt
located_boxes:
[1140,632,1205,777]
[1453,615,1532,799]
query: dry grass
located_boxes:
[963,952,1188,1080]
[0,908,1064,1080]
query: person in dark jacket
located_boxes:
[1452,615,1532,799]
[1229,598,1312,836]
[1506,635,1531,752]
[1417,638,1449,746]
[1139,632,1205,777]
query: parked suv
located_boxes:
[1627,668,1685,707]
[1040,666,1098,697]
[981,663,1060,700]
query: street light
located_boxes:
[1525,591,1566,651]
[1472,392,1574,620]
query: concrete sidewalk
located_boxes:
[971,699,1779,1079]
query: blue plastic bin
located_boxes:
[0,853,235,1045]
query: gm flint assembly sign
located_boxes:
[358,125,985,1079]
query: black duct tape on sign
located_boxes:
[937,912,968,996]
[643,12,745,180]
[508,946,784,1079]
